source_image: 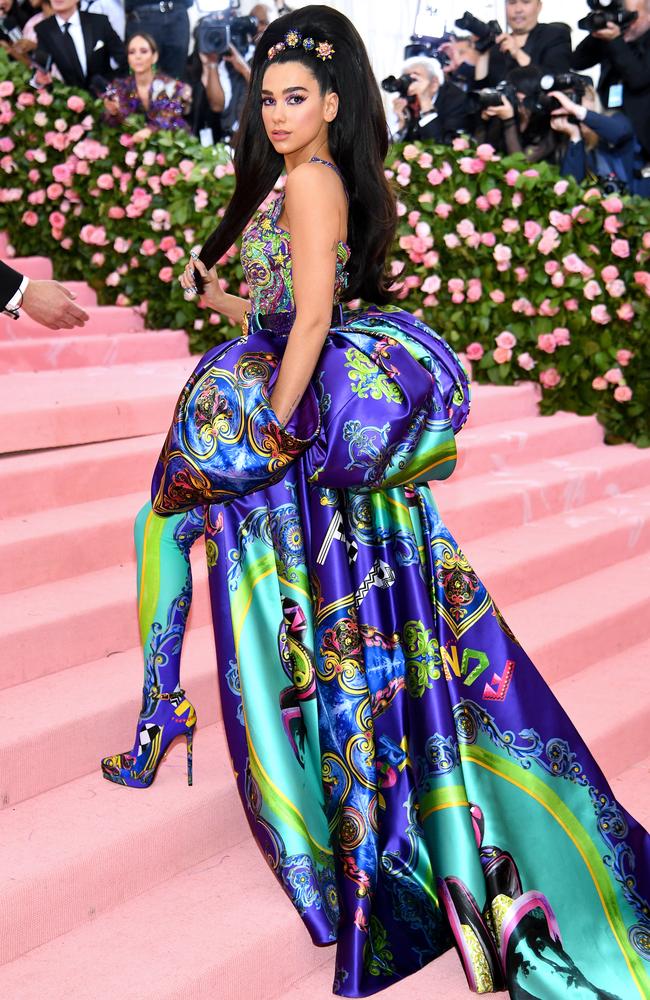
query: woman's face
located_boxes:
[128,35,157,75]
[261,60,338,155]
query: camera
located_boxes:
[454,11,503,53]
[577,0,638,33]
[532,72,589,114]
[601,174,628,195]
[197,11,257,57]
[381,73,416,99]
[467,80,517,114]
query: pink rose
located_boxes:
[611,239,630,259]
[17,92,35,107]
[67,95,85,113]
[48,211,65,228]
[539,367,561,388]
[505,168,520,186]
[451,292,465,304]
[601,264,619,282]
[514,266,529,283]
[448,278,465,294]
[562,253,584,273]
[0,81,14,97]
[564,298,579,311]
[422,275,441,294]
[407,209,421,227]
[583,280,602,301]
[105,271,120,287]
[606,279,626,298]
[91,252,105,266]
[552,327,571,347]
[159,267,174,283]
[481,232,496,247]
[489,289,505,304]
[616,349,634,365]
[465,342,484,361]
[617,304,635,321]
[52,163,74,185]
[538,227,561,255]
[415,220,431,238]
[166,245,184,264]
[467,279,483,303]
[604,214,621,235]
[554,180,569,196]
[402,144,419,161]
[475,195,490,212]
[27,189,45,205]
[79,224,108,245]
[551,272,565,288]
[454,187,472,205]
[456,218,476,239]
[493,244,512,271]
[537,333,557,353]
[107,205,126,219]
[113,237,131,253]
[435,201,453,219]
[418,152,433,169]
[605,367,623,384]
[539,298,560,317]
[46,182,63,199]
[524,220,542,242]
[601,195,623,214]
[486,188,502,207]
[517,352,536,371]
[452,136,470,151]
[96,173,114,190]
[495,330,517,349]
[476,143,495,162]
[549,210,572,233]
[21,210,38,226]
[592,377,608,390]
[140,238,158,256]
[161,167,180,186]
[493,347,512,364]
[614,385,633,402]
[28,169,40,183]
[444,233,461,249]
[427,168,446,186]
[502,218,519,234]
[591,305,611,324]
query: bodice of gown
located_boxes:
[240,187,351,315]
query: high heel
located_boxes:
[101,686,197,788]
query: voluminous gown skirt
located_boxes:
[151,307,650,998]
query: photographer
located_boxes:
[572,0,650,161]
[0,0,30,41]
[186,12,254,143]
[478,67,565,163]
[391,55,470,144]
[472,0,572,89]
[437,34,479,91]
[550,86,650,193]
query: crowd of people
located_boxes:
[391,0,650,196]
[1,0,650,196]
[0,0,283,142]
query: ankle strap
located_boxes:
[148,686,186,701]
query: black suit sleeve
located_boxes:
[0,261,24,311]
[436,84,470,142]
[605,35,650,91]
[571,34,606,71]
[97,14,128,76]
[530,24,573,76]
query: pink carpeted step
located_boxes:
[0,411,601,521]
[0,357,196,454]
[0,723,250,967]
[2,255,53,280]
[435,440,650,541]
[0,329,189,372]
[7,462,650,596]
[1,744,647,1000]
[0,434,162,518]
[0,624,219,806]
[2,304,146,341]
[0,368,536,456]
[0,557,211,689]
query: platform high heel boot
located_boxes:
[100,502,206,788]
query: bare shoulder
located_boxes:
[284,160,345,214]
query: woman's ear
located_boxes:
[324,91,339,123]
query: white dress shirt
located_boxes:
[56,10,87,78]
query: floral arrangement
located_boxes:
[0,50,648,446]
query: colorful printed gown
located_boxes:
[124,159,650,998]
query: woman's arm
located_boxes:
[268,163,344,426]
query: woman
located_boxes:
[102,31,190,132]
[479,67,564,165]
[101,7,650,999]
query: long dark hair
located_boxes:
[198,5,397,303]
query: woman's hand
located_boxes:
[179,253,224,310]
[483,95,516,121]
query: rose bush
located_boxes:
[1,51,648,446]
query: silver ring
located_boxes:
[183,288,196,300]
[190,250,199,259]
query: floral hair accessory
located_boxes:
[267,30,335,61]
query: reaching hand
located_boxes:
[21,280,90,330]
[550,113,581,141]
[593,23,621,42]
[483,95,516,121]
[179,253,223,311]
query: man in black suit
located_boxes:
[475,0,572,88]
[392,56,470,143]
[35,0,127,92]
[572,0,650,161]
[1,260,89,329]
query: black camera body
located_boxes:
[577,0,638,33]
[467,80,518,114]
[381,73,416,99]
[197,12,257,57]
[531,72,589,114]
[455,11,503,53]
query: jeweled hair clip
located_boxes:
[267,29,335,62]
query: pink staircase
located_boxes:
[1,247,649,1000]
